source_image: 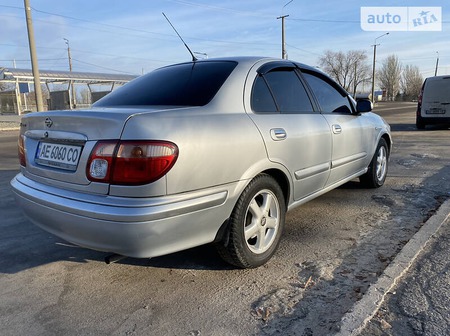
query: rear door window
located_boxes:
[302,71,353,114]
[252,75,278,112]
[251,68,314,114]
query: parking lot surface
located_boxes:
[0,102,449,335]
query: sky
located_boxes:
[0,0,449,83]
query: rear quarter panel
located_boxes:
[120,109,269,195]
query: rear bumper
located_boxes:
[10,173,234,258]
[416,109,450,125]
[417,115,450,125]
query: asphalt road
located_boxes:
[0,102,449,336]
[361,212,450,336]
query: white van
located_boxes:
[416,75,450,129]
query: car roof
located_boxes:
[425,75,450,81]
[158,56,317,72]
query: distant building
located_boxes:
[0,68,136,114]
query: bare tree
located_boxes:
[318,50,371,95]
[0,81,12,92]
[401,65,423,100]
[26,84,49,110]
[78,88,91,105]
[377,55,402,101]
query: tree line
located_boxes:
[318,50,424,101]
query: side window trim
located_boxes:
[294,69,320,112]
[250,74,280,113]
[299,69,354,114]
[260,74,281,112]
[266,68,315,114]
[252,62,324,114]
[257,61,296,75]
[300,68,348,97]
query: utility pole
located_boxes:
[434,51,439,76]
[371,43,377,103]
[24,0,44,112]
[371,32,389,104]
[277,0,293,60]
[64,38,76,108]
[277,15,289,59]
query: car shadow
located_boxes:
[1,169,233,274]
[389,123,450,132]
[112,244,234,270]
[0,211,234,274]
[0,219,234,274]
[0,173,398,274]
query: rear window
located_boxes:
[423,77,450,101]
[94,61,237,107]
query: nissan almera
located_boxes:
[11,57,392,268]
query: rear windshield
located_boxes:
[94,61,237,107]
[424,77,450,101]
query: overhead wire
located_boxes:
[0,2,317,63]
[29,6,277,46]
[71,59,137,75]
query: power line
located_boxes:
[71,58,138,75]
[31,7,175,38]
[0,43,176,65]
[0,3,282,74]
[0,58,66,62]
[285,43,321,56]
[167,0,273,18]
[29,6,279,47]
[0,4,23,10]
[288,17,360,24]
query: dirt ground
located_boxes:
[0,102,449,335]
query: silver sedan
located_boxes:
[11,56,392,268]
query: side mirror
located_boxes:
[356,99,373,113]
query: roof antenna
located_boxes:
[162,12,197,62]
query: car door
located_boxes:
[301,69,373,187]
[246,62,332,201]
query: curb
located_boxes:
[337,198,450,336]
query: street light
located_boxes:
[371,32,389,103]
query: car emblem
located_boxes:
[45,117,53,128]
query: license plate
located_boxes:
[426,108,445,114]
[35,142,82,171]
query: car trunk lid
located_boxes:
[19,107,167,194]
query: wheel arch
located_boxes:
[381,133,392,156]
[260,168,291,210]
[213,167,291,245]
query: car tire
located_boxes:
[216,174,286,268]
[360,138,389,188]
[416,119,426,130]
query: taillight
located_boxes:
[87,140,178,185]
[418,88,423,106]
[87,141,117,182]
[18,135,26,167]
[417,82,425,117]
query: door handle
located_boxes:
[332,124,342,134]
[270,128,287,141]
